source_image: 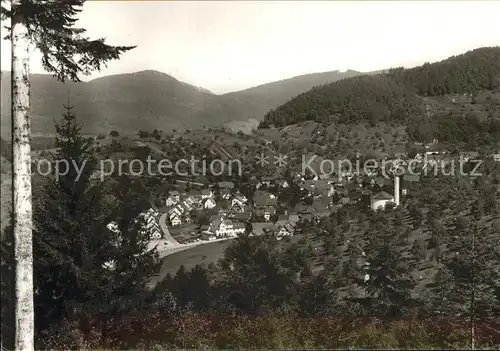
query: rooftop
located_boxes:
[371,191,394,201]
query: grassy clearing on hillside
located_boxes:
[156,239,233,279]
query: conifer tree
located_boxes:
[362,226,416,318]
[298,272,338,317]
[32,104,158,339]
[216,236,295,315]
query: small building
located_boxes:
[231,192,248,213]
[137,209,162,239]
[402,173,420,195]
[278,180,290,188]
[371,191,395,211]
[274,221,296,240]
[169,213,182,227]
[201,188,214,199]
[220,188,232,200]
[202,197,217,209]
[218,181,235,190]
[208,214,245,238]
[166,190,180,206]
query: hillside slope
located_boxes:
[260,47,500,128]
[0,69,366,137]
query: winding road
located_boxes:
[158,213,181,247]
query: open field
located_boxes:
[151,239,233,286]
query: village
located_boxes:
[106,144,499,254]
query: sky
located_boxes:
[1,0,500,94]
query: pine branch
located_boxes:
[4,0,136,82]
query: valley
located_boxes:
[2,46,500,350]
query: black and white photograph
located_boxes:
[1,0,500,349]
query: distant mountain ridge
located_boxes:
[1,69,366,137]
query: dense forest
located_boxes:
[389,47,500,96]
[259,47,500,129]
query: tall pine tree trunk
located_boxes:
[11,0,34,349]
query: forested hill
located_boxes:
[259,47,500,128]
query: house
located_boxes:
[370,191,395,211]
[166,190,180,206]
[148,227,162,240]
[230,192,248,212]
[168,204,185,218]
[460,151,480,162]
[251,222,276,236]
[169,213,182,227]
[300,179,317,192]
[202,197,217,209]
[90,170,104,181]
[183,194,202,211]
[106,221,120,234]
[253,190,278,221]
[490,153,500,162]
[312,195,331,213]
[220,188,232,200]
[348,189,363,205]
[137,209,162,239]
[374,176,393,189]
[294,172,305,184]
[362,189,373,197]
[274,221,296,240]
[208,214,245,238]
[258,175,279,188]
[218,181,235,190]
[402,173,420,195]
[314,180,334,197]
[278,179,289,188]
[201,188,213,199]
[168,205,185,226]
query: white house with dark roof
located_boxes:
[220,188,232,200]
[137,208,162,239]
[231,192,248,212]
[274,220,296,240]
[202,197,217,209]
[201,188,213,199]
[370,191,395,211]
[490,153,500,162]
[166,190,180,206]
[107,221,120,235]
[169,213,182,227]
[460,151,480,162]
[208,214,245,238]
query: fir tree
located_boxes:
[362,226,417,318]
[32,104,158,336]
